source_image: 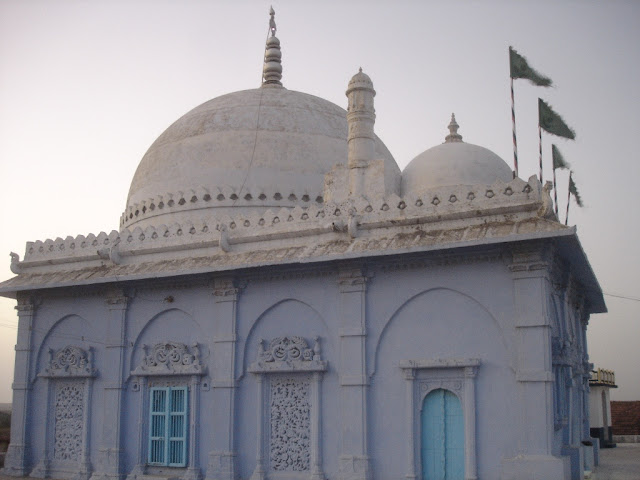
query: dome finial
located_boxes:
[269,6,277,37]
[445,113,463,143]
[262,7,283,87]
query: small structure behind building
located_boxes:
[589,368,617,448]
[611,401,640,443]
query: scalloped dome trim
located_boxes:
[121,185,324,229]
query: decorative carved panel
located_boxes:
[249,336,327,480]
[269,375,311,471]
[249,336,326,373]
[132,342,205,376]
[53,381,84,462]
[42,346,96,378]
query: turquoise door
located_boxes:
[421,389,464,480]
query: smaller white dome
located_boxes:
[402,115,513,194]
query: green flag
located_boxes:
[569,172,583,207]
[552,145,570,170]
[539,99,576,140]
[509,47,552,87]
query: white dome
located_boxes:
[402,115,513,195]
[123,87,397,229]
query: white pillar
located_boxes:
[250,375,266,480]
[404,368,416,480]
[128,376,148,478]
[464,366,478,480]
[93,290,130,480]
[31,377,51,478]
[185,375,202,480]
[79,376,93,480]
[337,268,371,480]
[4,296,38,476]
[207,278,241,480]
[311,372,325,480]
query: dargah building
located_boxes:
[0,10,605,480]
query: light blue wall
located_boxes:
[5,243,592,480]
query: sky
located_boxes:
[0,0,638,403]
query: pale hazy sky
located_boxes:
[0,0,638,403]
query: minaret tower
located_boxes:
[262,7,283,87]
[346,68,376,197]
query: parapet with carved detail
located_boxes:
[8,175,559,280]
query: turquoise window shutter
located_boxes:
[168,387,188,467]
[149,388,168,465]
[148,386,188,467]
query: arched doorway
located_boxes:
[421,389,464,480]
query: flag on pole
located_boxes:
[565,170,583,225]
[509,47,553,86]
[568,172,583,207]
[539,99,576,139]
[551,144,570,216]
[508,47,552,178]
[552,145,570,170]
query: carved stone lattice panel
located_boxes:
[42,345,96,378]
[132,342,205,376]
[53,381,84,462]
[269,375,311,472]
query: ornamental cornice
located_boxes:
[378,249,504,273]
[105,288,130,308]
[212,277,244,297]
[15,176,551,268]
[337,267,369,292]
[508,241,553,273]
[399,358,481,371]
[15,296,40,315]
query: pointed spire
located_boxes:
[269,6,277,36]
[262,7,283,88]
[445,113,463,143]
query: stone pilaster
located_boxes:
[91,290,130,480]
[337,267,371,480]
[501,243,568,479]
[463,366,478,480]
[184,375,203,480]
[402,368,416,480]
[4,295,39,477]
[206,278,242,480]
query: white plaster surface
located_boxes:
[124,87,399,230]
[402,140,514,194]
